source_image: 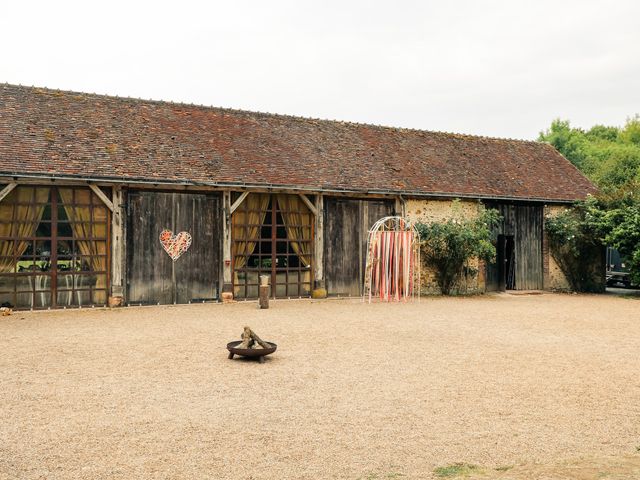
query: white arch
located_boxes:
[363,216,421,303]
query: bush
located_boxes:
[544,198,605,292]
[415,204,501,295]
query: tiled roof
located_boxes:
[0,84,596,201]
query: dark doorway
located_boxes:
[484,202,543,291]
[496,234,516,291]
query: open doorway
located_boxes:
[497,234,516,290]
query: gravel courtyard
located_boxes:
[1,293,639,479]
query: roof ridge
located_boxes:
[1,82,540,145]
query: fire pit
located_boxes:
[227,326,277,363]
[226,340,277,363]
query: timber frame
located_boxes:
[1,173,582,307]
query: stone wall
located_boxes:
[543,205,572,291]
[405,198,485,294]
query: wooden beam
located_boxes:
[110,186,125,299]
[89,184,114,212]
[229,191,249,214]
[314,194,324,287]
[222,191,233,292]
[299,194,318,216]
[0,182,18,203]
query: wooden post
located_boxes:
[109,185,125,307]
[222,190,233,300]
[259,275,270,308]
[312,194,326,298]
[394,196,405,217]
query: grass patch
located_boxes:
[357,468,405,479]
[495,465,513,472]
[434,463,480,478]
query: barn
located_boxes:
[0,84,597,309]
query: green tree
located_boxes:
[539,116,640,193]
[539,116,640,287]
[544,198,606,292]
[415,204,501,295]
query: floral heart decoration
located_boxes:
[159,229,193,261]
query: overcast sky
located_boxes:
[1,0,639,140]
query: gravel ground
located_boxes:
[1,293,639,479]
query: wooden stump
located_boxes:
[259,285,269,309]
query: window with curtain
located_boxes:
[232,193,313,299]
[0,185,110,309]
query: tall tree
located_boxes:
[539,116,640,286]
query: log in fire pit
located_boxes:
[227,326,277,363]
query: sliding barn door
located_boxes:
[127,191,221,304]
[324,197,394,296]
[485,202,543,291]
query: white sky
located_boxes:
[1,0,639,140]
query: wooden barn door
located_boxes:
[127,191,221,304]
[324,197,394,296]
[485,203,543,291]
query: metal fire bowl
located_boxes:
[226,340,277,361]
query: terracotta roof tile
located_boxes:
[0,84,596,201]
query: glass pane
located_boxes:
[15,291,34,308]
[93,207,107,222]
[75,257,106,272]
[20,240,34,256]
[93,290,107,305]
[58,205,70,222]
[246,271,259,285]
[32,275,51,292]
[34,292,52,308]
[0,258,16,274]
[88,273,107,288]
[92,223,108,239]
[57,289,75,307]
[94,240,108,255]
[34,187,51,204]
[69,223,93,238]
[56,274,74,289]
[17,259,40,273]
[35,221,52,237]
[56,240,74,256]
[75,259,91,272]
[74,275,97,288]
[56,259,74,272]
[246,285,259,298]
[35,240,52,258]
[74,189,91,205]
[0,291,15,306]
[76,290,91,306]
[15,276,33,292]
[40,204,52,221]
[57,221,74,238]
[0,240,16,258]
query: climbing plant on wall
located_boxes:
[415,203,501,295]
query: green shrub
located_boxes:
[415,203,501,295]
[545,198,605,292]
